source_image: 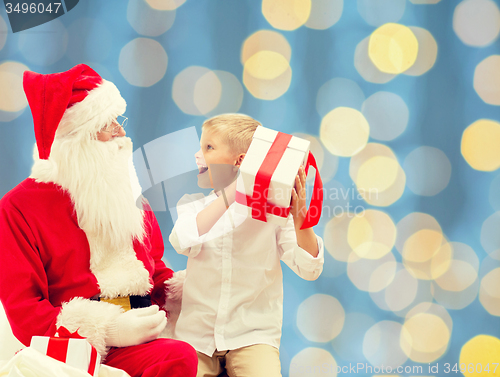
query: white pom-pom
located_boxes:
[165,269,186,301]
[161,269,186,339]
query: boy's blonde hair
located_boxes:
[202,113,260,155]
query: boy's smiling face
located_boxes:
[195,129,240,189]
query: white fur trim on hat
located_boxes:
[56,80,126,138]
[56,297,123,357]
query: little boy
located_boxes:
[169,114,324,377]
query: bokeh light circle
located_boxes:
[369,263,419,314]
[349,143,406,206]
[384,266,419,312]
[0,62,29,113]
[347,209,396,260]
[320,107,370,157]
[205,71,244,117]
[400,302,452,362]
[404,26,438,76]
[297,294,345,342]
[357,156,399,194]
[241,30,291,65]
[289,348,337,377]
[404,146,452,196]
[460,335,500,377]
[461,119,500,171]
[305,0,343,30]
[401,313,450,356]
[119,38,168,87]
[243,51,292,101]
[479,268,500,316]
[175,69,242,116]
[127,0,176,37]
[324,212,356,262]
[145,0,186,10]
[316,78,365,118]
[432,242,479,310]
[262,0,312,31]
[403,230,445,264]
[395,212,443,254]
[357,0,405,27]
[18,19,67,66]
[402,230,452,280]
[173,66,242,116]
[347,251,397,292]
[354,36,396,84]
[369,23,419,74]
[480,211,500,257]
[371,273,436,319]
[474,55,500,106]
[479,253,500,315]
[193,71,222,116]
[434,243,479,292]
[363,321,408,367]
[362,91,409,141]
[453,0,500,47]
[244,51,289,80]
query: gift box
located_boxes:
[235,126,323,228]
[30,328,100,376]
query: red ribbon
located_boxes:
[299,151,323,230]
[241,131,323,229]
[88,348,98,376]
[57,326,84,339]
[46,337,69,364]
[45,327,98,376]
[251,132,292,221]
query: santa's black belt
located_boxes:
[90,294,151,311]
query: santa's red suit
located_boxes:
[0,65,197,377]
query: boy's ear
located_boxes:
[235,153,246,167]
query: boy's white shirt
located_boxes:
[169,191,324,356]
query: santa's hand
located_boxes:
[105,305,167,347]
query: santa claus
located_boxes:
[0,64,197,377]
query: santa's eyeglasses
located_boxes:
[102,115,128,136]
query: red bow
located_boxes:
[56,326,84,339]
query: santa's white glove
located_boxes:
[105,305,167,348]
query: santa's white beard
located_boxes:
[30,135,152,297]
[46,136,145,250]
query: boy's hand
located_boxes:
[291,166,319,257]
[291,166,307,229]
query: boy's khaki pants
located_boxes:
[197,344,282,377]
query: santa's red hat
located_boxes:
[23,64,126,160]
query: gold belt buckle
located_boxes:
[100,296,131,311]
